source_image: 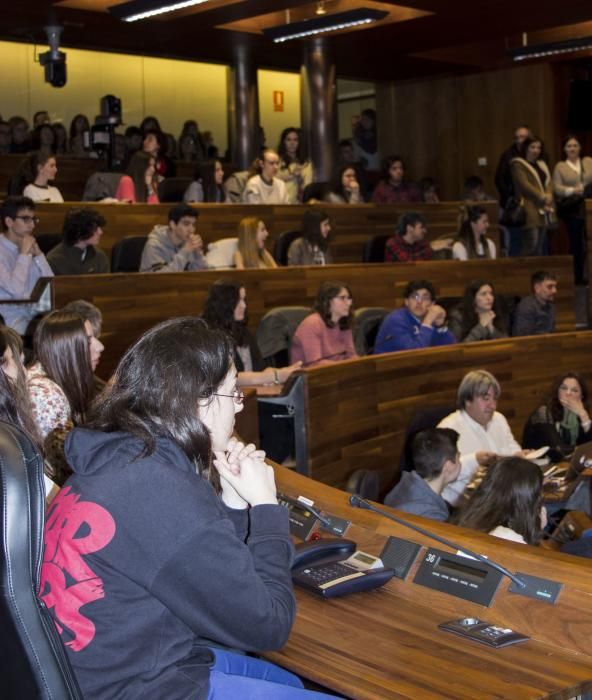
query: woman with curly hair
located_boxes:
[448,280,508,343]
[290,281,358,367]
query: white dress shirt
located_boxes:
[437,409,521,506]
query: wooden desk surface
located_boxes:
[269,466,592,699]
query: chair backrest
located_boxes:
[274,230,302,266]
[302,181,329,203]
[205,237,238,269]
[0,421,82,699]
[223,170,249,203]
[398,405,456,472]
[82,172,122,201]
[353,307,390,355]
[257,306,311,365]
[36,233,62,256]
[362,234,390,263]
[111,236,148,273]
[157,177,193,203]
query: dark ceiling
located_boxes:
[4,0,592,81]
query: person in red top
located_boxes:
[371,156,422,204]
[385,212,453,262]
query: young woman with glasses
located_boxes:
[39,316,334,699]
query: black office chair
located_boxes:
[35,233,62,256]
[302,181,329,203]
[399,405,456,472]
[362,234,390,263]
[111,236,148,272]
[82,172,123,201]
[274,230,302,266]
[345,469,381,502]
[256,306,311,366]
[157,177,192,203]
[0,421,83,699]
[353,307,389,355]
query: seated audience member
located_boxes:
[202,279,301,386]
[33,111,50,128]
[68,114,91,157]
[115,151,160,204]
[456,457,545,545]
[242,149,290,204]
[372,156,421,204]
[140,204,207,272]
[0,120,11,155]
[140,115,161,134]
[53,123,68,155]
[0,196,53,334]
[184,160,226,203]
[277,127,313,204]
[452,205,496,260]
[124,125,143,158]
[291,281,358,367]
[462,175,495,202]
[60,299,106,391]
[143,128,176,178]
[31,123,57,154]
[39,317,334,699]
[523,372,591,462]
[324,164,362,204]
[419,177,440,203]
[438,370,523,507]
[384,428,459,521]
[27,310,103,484]
[234,217,277,269]
[9,116,30,154]
[385,212,452,262]
[287,210,333,266]
[22,152,64,203]
[374,280,455,354]
[512,270,557,336]
[47,208,109,275]
[448,280,508,343]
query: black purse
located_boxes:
[500,196,526,226]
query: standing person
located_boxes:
[39,316,333,699]
[448,280,508,343]
[352,108,379,170]
[512,270,557,336]
[115,151,160,204]
[495,124,532,210]
[324,165,362,204]
[22,152,64,203]
[234,217,277,269]
[184,160,226,203]
[277,127,313,204]
[140,204,208,272]
[47,207,110,275]
[242,149,290,204]
[0,196,53,334]
[372,156,421,204]
[553,135,592,284]
[287,210,333,266]
[291,281,358,367]
[452,206,497,260]
[373,280,455,354]
[510,136,555,256]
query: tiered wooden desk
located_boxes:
[50,256,575,379]
[270,465,592,700]
[34,201,500,264]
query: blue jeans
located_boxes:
[207,648,340,699]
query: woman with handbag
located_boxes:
[553,135,592,284]
[510,136,555,256]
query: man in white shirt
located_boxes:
[0,196,53,334]
[242,149,290,204]
[438,369,523,506]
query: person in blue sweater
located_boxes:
[373,279,456,353]
[39,316,334,700]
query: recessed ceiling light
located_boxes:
[263,8,388,43]
[109,0,212,23]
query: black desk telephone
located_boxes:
[291,538,395,598]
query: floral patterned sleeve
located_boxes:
[28,374,72,439]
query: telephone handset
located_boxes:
[291,538,395,598]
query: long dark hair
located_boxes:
[193,160,225,202]
[23,151,55,185]
[456,206,491,259]
[277,127,306,166]
[458,280,507,336]
[547,371,589,423]
[330,164,359,202]
[34,311,95,425]
[302,209,330,252]
[380,155,404,183]
[456,457,543,545]
[125,151,154,203]
[202,279,248,347]
[0,326,42,448]
[86,317,232,492]
[313,281,353,330]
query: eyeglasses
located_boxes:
[409,294,432,303]
[14,216,40,224]
[213,389,245,405]
[335,294,352,301]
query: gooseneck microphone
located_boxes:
[349,494,526,589]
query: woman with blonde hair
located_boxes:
[234,217,277,269]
